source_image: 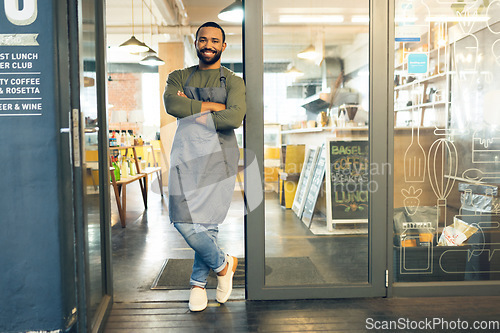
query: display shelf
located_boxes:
[335,126,368,131]
[394,100,448,112]
[281,127,333,134]
[109,145,142,150]
[108,144,163,227]
[394,27,452,127]
[394,72,451,90]
[281,126,369,135]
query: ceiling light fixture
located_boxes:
[297,44,319,60]
[285,65,304,79]
[218,0,243,22]
[120,0,149,53]
[138,46,156,56]
[140,54,165,66]
[140,0,165,66]
[279,15,344,24]
[120,36,149,53]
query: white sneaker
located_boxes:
[189,287,207,312]
[216,255,238,304]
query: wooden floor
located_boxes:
[104,296,500,332]
[105,186,500,332]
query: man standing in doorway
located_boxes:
[163,22,246,312]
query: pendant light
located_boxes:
[218,0,243,22]
[140,54,165,66]
[120,0,149,53]
[297,44,319,60]
[140,0,165,66]
[286,65,304,79]
[120,36,148,53]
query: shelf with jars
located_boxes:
[394,20,453,128]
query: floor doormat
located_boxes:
[151,256,325,290]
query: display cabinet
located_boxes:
[394,20,451,128]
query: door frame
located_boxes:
[92,0,114,330]
[64,0,113,331]
[243,0,390,300]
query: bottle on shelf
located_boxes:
[120,131,126,147]
[127,130,134,146]
[109,131,117,147]
[138,156,145,172]
[337,110,347,128]
[128,157,136,176]
[120,155,128,177]
[112,156,121,181]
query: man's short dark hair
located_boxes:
[196,22,226,43]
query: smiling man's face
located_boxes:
[195,26,226,68]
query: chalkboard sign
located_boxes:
[302,144,326,227]
[292,147,319,218]
[326,140,369,229]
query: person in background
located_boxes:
[163,21,246,312]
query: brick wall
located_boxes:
[108,73,142,132]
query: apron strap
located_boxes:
[220,66,226,90]
[184,66,198,87]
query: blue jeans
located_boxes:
[173,223,227,288]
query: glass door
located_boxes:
[70,0,112,330]
[82,0,105,322]
[392,0,500,293]
[244,0,389,299]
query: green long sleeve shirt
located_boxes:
[163,65,246,131]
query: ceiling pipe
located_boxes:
[172,0,189,26]
[152,0,189,26]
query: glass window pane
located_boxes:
[394,0,500,283]
[263,0,370,286]
[82,0,104,319]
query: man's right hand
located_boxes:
[177,90,188,98]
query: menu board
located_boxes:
[1,2,47,118]
[301,144,326,227]
[292,147,319,218]
[326,140,369,227]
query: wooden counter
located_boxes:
[282,126,368,146]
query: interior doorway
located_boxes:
[105,0,390,304]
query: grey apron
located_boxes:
[168,66,240,224]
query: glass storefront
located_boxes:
[393,0,500,283]
[262,0,371,287]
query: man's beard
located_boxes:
[196,48,222,65]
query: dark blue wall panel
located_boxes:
[0,0,64,331]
